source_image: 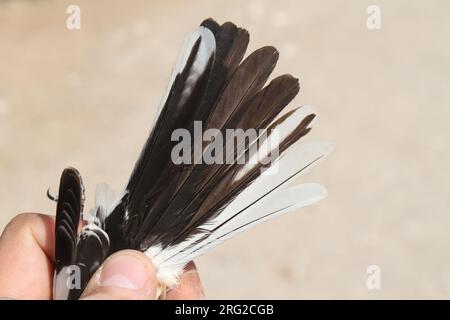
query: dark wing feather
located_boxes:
[143,75,300,247]
[134,46,279,247]
[67,226,110,300]
[167,110,315,245]
[105,29,216,251]
[205,46,279,131]
[106,19,318,255]
[54,168,110,300]
[53,167,84,300]
[200,18,220,33]
[107,20,250,250]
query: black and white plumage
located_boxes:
[52,18,333,300]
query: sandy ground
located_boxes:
[0,0,449,299]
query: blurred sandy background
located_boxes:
[0,0,449,299]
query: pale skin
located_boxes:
[0,213,204,300]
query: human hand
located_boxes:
[0,213,204,299]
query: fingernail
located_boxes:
[99,254,148,290]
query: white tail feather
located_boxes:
[157,183,327,271]
[156,141,333,269]
[153,27,215,125]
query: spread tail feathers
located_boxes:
[53,18,333,299]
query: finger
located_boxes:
[0,213,55,299]
[166,261,204,300]
[80,250,157,300]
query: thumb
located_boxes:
[80,249,157,300]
